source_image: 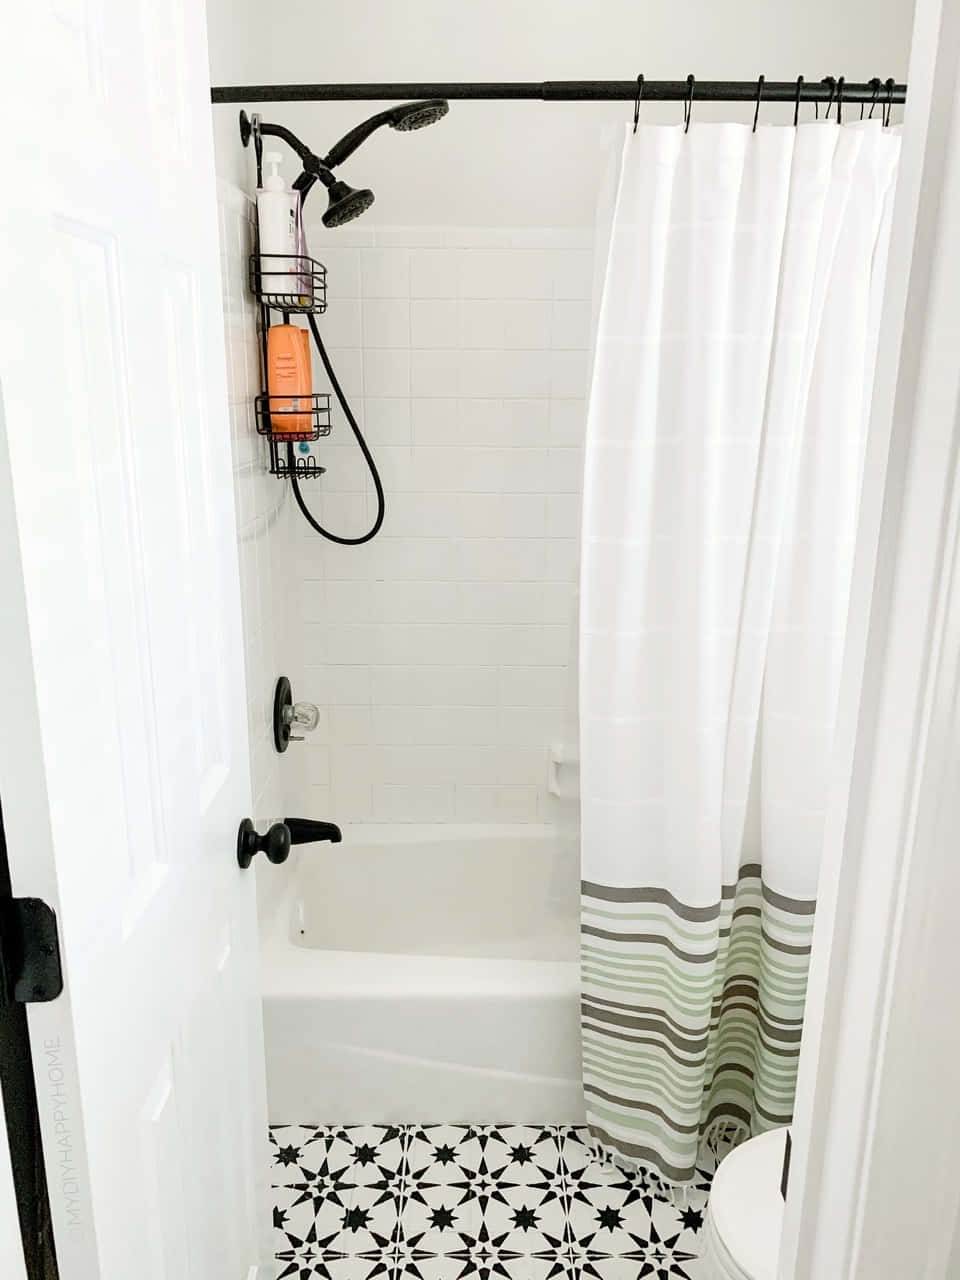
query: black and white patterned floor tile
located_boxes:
[270,1124,715,1279]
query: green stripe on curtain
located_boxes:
[581,868,815,1183]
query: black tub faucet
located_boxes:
[285,817,342,845]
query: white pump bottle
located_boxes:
[256,151,298,299]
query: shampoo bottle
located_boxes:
[267,325,313,436]
[257,152,297,299]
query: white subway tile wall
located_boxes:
[217,182,286,824]
[289,224,592,824]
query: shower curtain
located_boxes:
[579,120,900,1185]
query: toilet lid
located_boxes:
[707,1128,788,1280]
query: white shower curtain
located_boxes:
[579,120,900,1185]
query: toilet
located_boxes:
[701,1127,788,1280]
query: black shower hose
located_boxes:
[287,311,385,544]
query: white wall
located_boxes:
[205,0,261,187]
[206,0,916,827]
[288,218,590,823]
[216,182,289,841]
[209,0,299,860]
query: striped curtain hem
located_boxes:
[581,865,815,1185]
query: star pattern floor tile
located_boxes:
[270,1125,715,1280]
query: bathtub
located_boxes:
[259,823,585,1123]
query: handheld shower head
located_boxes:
[388,99,450,132]
[322,99,450,168]
[323,180,375,228]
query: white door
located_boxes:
[0,3,271,1279]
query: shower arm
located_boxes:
[246,115,336,204]
[244,110,414,203]
[248,114,371,172]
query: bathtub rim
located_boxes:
[258,822,581,1000]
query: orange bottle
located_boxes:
[267,324,313,436]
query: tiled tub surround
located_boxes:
[270,1124,713,1279]
[259,825,582,1123]
[287,225,594,825]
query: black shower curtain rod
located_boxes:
[210,78,906,106]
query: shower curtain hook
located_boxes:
[868,77,882,119]
[794,76,804,127]
[684,74,695,133]
[753,75,765,132]
[823,76,837,120]
[633,74,644,133]
[870,77,885,120]
[884,77,895,127]
[836,76,844,125]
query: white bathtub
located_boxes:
[259,823,584,1124]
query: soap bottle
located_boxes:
[267,325,313,436]
[257,152,297,299]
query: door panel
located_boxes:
[0,2,270,1277]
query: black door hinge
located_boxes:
[0,899,63,1005]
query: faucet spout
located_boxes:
[284,817,342,845]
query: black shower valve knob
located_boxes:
[236,819,291,869]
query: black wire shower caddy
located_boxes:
[250,251,331,477]
[253,390,332,442]
[248,252,327,313]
